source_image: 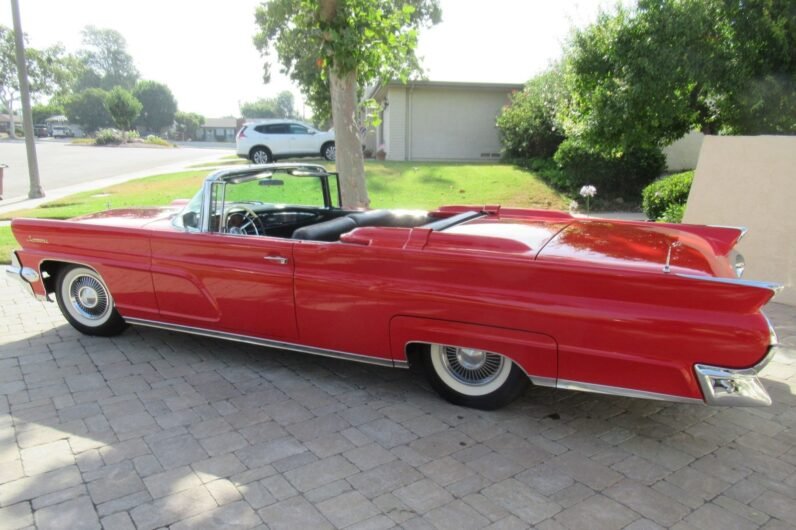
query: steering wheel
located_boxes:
[225,206,265,236]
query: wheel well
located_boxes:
[321,141,334,152]
[39,260,68,296]
[405,342,430,371]
[249,145,271,158]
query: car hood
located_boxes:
[70,207,180,229]
[536,219,723,276]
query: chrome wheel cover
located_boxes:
[324,144,336,161]
[61,268,114,327]
[429,344,513,397]
[441,346,505,386]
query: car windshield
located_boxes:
[174,170,341,232]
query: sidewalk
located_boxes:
[0,153,225,219]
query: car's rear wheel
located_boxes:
[321,142,336,161]
[55,266,127,336]
[423,343,528,410]
[250,147,272,164]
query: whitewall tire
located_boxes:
[423,343,528,410]
[56,266,127,336]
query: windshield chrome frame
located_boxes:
[192,162,338,233]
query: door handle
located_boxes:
[264,255,289,265]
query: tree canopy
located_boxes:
[133,80,177,133]
[240,90,297,119]
[563,0,796,151]
[174,111,205,140]
[254,0,441,208]
[76,26,139,91]
[65,88,113,133]
[0,26,71,135]
[105,86,141,131]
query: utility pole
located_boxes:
[10,0,44,198]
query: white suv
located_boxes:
[236,120,335,163]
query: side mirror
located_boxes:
[183,211,198,228]
[308,130,316,135]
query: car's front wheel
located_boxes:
[423,343,528,410]
[55,266,127,336]
[250,147,272,164]
[321,142,336,161]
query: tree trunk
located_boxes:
[329,67,370,209]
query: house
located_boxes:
[197,118,245,142]
[365,81,522,161]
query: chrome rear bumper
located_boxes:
[694,314,778,407]
[5,252,44,300]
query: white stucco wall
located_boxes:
[386,87,407,161]
[663,130,705,171]
[381,83,517,161]
[684,135,796,306]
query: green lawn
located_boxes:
[0,161,568,263]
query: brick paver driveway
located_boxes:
[1,275,795,529]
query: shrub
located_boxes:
[552,139,665,198]
[94,128,124,145]
[641,170,693,221]
[659,203,686,223]
[497,66,568,159]
[145,134,172,146]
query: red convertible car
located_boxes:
[6,163,783,409]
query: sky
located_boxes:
[0,0,624,118]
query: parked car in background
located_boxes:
[236,120,335,164]
[34,124,49,138]
[6,163,783,410]
[51,126,74,138]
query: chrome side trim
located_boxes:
[125,317,406,369]
[676,274,784,296]
[708,224,749,240]
[529,376,557,388]
[556,379,703,404]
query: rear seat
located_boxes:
[292,210,431,241]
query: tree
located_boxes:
[32,101,64,124]
[563,0,796,152]
[240,90,297,119]
[65,88,113,133]
[240,98,279,119]
[174,111,205,140]
[77,26,139,91]
[105,86,141,131]
[276,90,296,118]
[133,80,177,133]
[497,65,568,159]
[254,0,441,208]
[0,26,69,137]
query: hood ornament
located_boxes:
[663,241,682,273]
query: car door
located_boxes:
[257,123,291,156]
[149,231,298,340]
[288,123,315,155]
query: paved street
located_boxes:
[0,140,233,202]
[1,274,795,529]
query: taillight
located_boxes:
[237,127,247,139]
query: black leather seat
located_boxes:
[292,216,357,241]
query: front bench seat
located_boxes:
[292,216,357,242]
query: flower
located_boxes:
[579,185,597,198]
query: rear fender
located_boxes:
[390,316,558,383]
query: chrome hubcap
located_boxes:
[442,346,504,386]
[69,275,109,320]
[77,286,99,308]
